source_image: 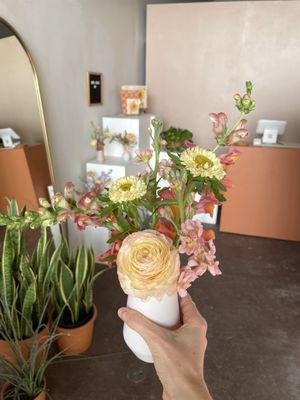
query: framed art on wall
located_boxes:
[87,72,102,106]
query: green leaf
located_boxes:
[59,262,74,306]
[20,254,35,285]
[107,231,126,244]
[0,230,14,307]
[21,281,36,338]
[75,247,88,300]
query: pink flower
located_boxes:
[219,148,240,165]
[74,213,102,231]
[209,112,228,139]
[76,192,99,210]
[158,159,176,180]
[183,140,196,149]
[177,267,198,297]
[226,119,248,145]
[179,219,204,255]
[64,182,75,199]
[188,240,221,277]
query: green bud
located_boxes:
[246,81,253,96]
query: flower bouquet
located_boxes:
[90,121,105,162]
[0,82,255,363]
[104,129,137,161]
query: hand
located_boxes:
[118,294,212,400]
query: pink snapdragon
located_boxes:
[179,219,204,255]
[219,148,240,165]
[209,112,228,139]
[177,267,198,297]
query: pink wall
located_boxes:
[146,1,300,148]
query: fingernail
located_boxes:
[118,307,127,321]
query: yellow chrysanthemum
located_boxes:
[180,147,226,180]
[108,176,147,203]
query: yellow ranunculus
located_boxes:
[117,230,180,300]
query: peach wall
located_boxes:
[146,1,300,148]
[0,35,42,145]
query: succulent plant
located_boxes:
[0,200,58,339]
[51,237,107,325]
[161,127,193,153]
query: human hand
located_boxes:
[118,294,212,400]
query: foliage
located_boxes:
[0,309,61,400]
[161,126,193,153]
[51,237,109,325]
[0,200,55,339]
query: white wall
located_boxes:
[146,1,300,148]
[0,1,140,189]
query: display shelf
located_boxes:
[102,113,157,157]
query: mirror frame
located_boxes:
[0,16,56,189]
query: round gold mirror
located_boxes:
[0,17,55,212]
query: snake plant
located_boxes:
[0,200,59,339]
[51,237,106,325]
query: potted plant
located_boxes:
[0,200,59,361]
[0,323,60,400]
[51,237,107,355]
[161,126,194,153]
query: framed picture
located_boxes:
[87,72,102,106]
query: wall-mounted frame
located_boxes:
[87,72,102,106]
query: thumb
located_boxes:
[118,307,164,342]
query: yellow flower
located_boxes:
[180,147,226,180]
[129,101,139,114]
[108,176,146,203]
[117,230,180,300]
[86,170,94,177]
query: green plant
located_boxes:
[51,237,107,325]
[0,200,58,339]
[161,126,193,153]
[0,313,61,400]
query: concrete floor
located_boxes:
[1,228,300,399]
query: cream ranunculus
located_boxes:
[117,230,180,300]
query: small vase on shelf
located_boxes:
[123,293,180,363]
[97,149,105,163]
[122,145,131,162]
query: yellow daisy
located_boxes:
[180,147,225,180]
[108,176,147,203]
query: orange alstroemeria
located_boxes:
[202,229,215,242]
[155,219,177,240]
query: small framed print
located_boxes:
[87,72,102,106]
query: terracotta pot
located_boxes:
[56,304,97,355]
[1,381,46,400]
[0,325,49,362]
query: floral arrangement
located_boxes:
[0,82,255,299]
[104,128,137,149]
[84,170,111,193]
[90,121,105,151]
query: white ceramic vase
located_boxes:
[97,149,104,163]
[123,293,180,363]
[122,148,131,162]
